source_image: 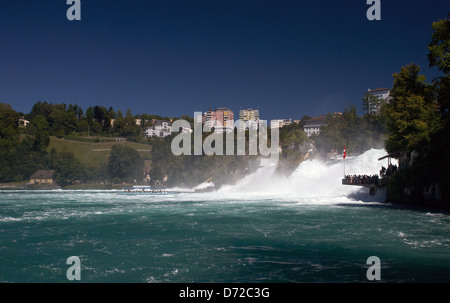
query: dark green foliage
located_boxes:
[48,149,86,186]
[107,145,144,182]
[428,14,450,114]
[314,106,386,157]
[384,15,450,208]
[112,116,140,140]
[0,103,20,141]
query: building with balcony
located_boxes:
[303,116,326,137]
[144,120,172,138]
[239,109,260,130]
[203,107,234,133]
[366,87,392,114]
[270,119,292,129]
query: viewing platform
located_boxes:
[342,174,380,195]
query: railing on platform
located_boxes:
[342,174,380,186]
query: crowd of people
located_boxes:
[343,164,399,186]
[379,164,398,177]
[343,174,380,185]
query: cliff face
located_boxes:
[385,121,450,210]
[385,174,447,209]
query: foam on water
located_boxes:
[219,149,390,203]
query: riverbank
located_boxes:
[0,182,61,190]
[0,182,128,190]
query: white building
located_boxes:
[366,87,392,114]
[368,87,390,100]
[303,116,326,137]
[270,119,291,129]
[18,117,30,127]
[239,109,260,130]
[144,120,172,138]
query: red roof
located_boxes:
[369,87,390,92]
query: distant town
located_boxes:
[16,87,391,141]
[3,86,390,190]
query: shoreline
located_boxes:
[0,183,126,190]
[2,182,449,212]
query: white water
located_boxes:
[219,149,392,202]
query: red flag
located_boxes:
[343,146,346,159]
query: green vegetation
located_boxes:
[381,63,440,154]
[276,123,310,175]
[314,106,386,157]
[47,137,152,166]
[107,145,144,183]
[381,15,450,208]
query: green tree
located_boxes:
[28,114,50,151]
[28,101,52,120]
[67,104,84,119]
[107,145,144,182]
[381,64,440,154]
[389,63,435,103]
[428,14,450,75]
[428,14,450,113]
[48,149,86,186]
[113,116,139,139]
[48,104,67,137]
[64,111,78,134]
[0,103,20,141]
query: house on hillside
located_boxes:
[270,119,292,128]
[144,120,172,138]
[366,87,392,114]
[18,116,30,127]
[303,116,327,137]
[30,170,55,185]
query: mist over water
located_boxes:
[219,149,390,202]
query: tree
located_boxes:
[0,103,20,141]
[107,145,144,182]
[428,14,450,113]
[29,101,52,120]
[48,104,67,137]
[108,106,117,119]
[93,105,111,132]
[389,63,434,103]
[48,149,86,186]
[67,104,84,119]
[28,114,50,151]
[314,105,386,157]
[428,14,450,75]
[113,116,139,139]
[64,111,78,134]
[381,64,441,154]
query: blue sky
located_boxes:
[0,0,448,121]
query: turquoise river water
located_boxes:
[1,149,449,283]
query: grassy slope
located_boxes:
[47,136,152,166]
